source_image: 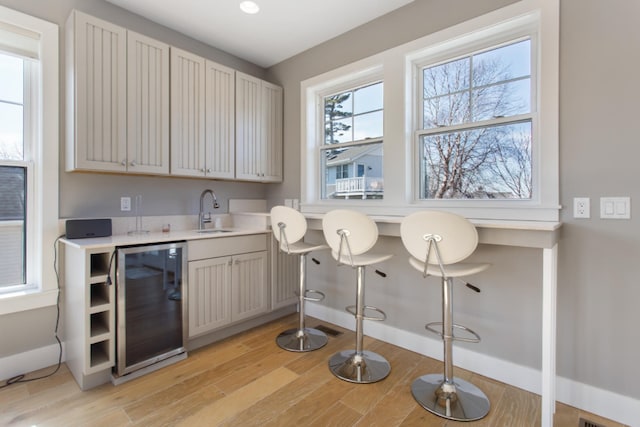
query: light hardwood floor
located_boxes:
[0,314,627,427]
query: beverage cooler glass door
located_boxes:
[116,241,187,377]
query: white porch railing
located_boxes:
[333,176,383,199]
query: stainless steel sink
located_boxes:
[194,229,234,234]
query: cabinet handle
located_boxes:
[130,160,137,167]
[200,168,205,173]
[206,168,211,173]
[121,159,127,166]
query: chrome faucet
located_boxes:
[198,189,220,230]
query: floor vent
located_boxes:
[579,418,607,427]
[314,325,343,337]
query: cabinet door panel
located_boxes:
[205,60,235,179]
[271,237,299,309]
[235,72,262,181]
[231,251,268,322]
[127,31,169,174]
[171,48,206,177]
[188,256,231,337]
[71,11,127,172]
[262,82,283,182]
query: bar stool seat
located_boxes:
[271,205,328,352]
[323,209,393,384]
[401,210,491,421]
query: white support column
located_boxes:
[541,243,558,427]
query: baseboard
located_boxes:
[306,303,640,427]
[0,342,65,382]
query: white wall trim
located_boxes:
[306,303,640,427]
[0,342,65,382]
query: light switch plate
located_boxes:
[600,197,630,219]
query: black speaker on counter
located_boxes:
[65,218,112,239]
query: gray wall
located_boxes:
[0,0,271,358]
[266,0,640,403]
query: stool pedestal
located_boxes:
[276,253,328,352]
[411,276,490,421]
[328,265,390,383]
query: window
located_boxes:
[418,39,534,200]
[301,0,558,221]
[0,6,59,313]
[322,81,384,200]
[0,52,28,289]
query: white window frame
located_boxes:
[302,63,385,207]
[0,6,59,314]
[301,0,558,222]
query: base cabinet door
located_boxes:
[271,236,299,310]
[231,251,268,322]
[188,256,232,337]
[187,249,268,338]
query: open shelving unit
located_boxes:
[62,243,116,390]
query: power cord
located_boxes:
[0,233,66,389]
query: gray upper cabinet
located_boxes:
[170,48,235,179]
[66,10,170,174]
[126,31,170,175]
[236,72,283,183]
[66,11,127,173]
[67,11,282,182]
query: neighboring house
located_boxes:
[0,166,24,284]
[0,166,24,220]
[325,144,383,199]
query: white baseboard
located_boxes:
[0,342,65,382]
[306,303,640,427]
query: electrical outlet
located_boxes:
[573,197,590,219]
[121,196,131,211]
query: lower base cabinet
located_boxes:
[187,235,268,338]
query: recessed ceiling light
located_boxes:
[240,1,260,14]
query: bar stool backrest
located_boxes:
[270,205,307,252]
[322,210,379,258]
[400,211,479,266]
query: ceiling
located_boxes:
[105,0,414,68]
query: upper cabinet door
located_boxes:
[170,47,206,177]
[235,72,283,182]
[67,10,127,172]
[127,31,170,175]
[261,82,283,183]
[235,72,262,181]
[205,60,235,179]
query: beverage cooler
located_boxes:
[115,241,187,378]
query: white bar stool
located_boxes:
[271,206,329,352]
[322,209,393,384]
[400,211,490,421]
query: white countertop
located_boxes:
[303,213,561,249]
[60,227,270,250]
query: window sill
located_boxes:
[0,289,59,315]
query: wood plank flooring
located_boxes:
[0,314,628,427]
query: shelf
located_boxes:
[89,340,111,368]
[90,252,112,278]
[89,311,110,339]
[89,282,110,308]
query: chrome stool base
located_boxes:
[328,350,390,384]
[411,373,490,421]
[276,327,328,352]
